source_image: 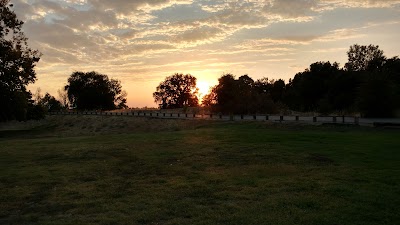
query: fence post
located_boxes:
[354,117,359,125]
[296,116,299,121]
[342,115,345,123]
[313,117,317,122]
[241,115,244,120]
[333,116,337,123]
[266,115,269,121]
[219,114,222,119]
[253,115,256,120]
[210,114,213,118]
[193,113,196,118]
[280,116,283,122]
[178,113,180,117]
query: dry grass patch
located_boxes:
[0,115,220,137]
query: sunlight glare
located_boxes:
[197,81,212,96]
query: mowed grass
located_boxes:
[0,118,399,225]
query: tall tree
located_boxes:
[153,73,198,109]
[204,74,277,114]
[0,0,41,121]
[284,61,343,112]
[344,44,385,72]
[65,71,127,110]
[270,79,285,103]
[38,93,64,111]
[357,73,398,118]
[207,74,237,113]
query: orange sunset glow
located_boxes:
[8,0,399,107]
[197,80,214,100]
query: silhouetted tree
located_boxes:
[254,77,271,94]
[343,45,400,117]
[284,62,341,112]
[202,87,217,106]
[357,73,398,117]
[236,75,255,113]
[345,44,385,72]
[206,74,237,113]
[0,0,41,121]
[65,71,128,110]
[318,70,359,114]
[383,57,400,85]
[253,78,279,113]
[39,93,64,111]
[270,79,285,103]
[204,74,277,114]
[354,56,400,117]
[153,73,198,109]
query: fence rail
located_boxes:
[48,111,400,127]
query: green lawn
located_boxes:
[1,119,399,225]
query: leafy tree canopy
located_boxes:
[153,73,198,109]
[203,74,279,114]
[1,0,41,121]
[39,93,64,111]
[345,44,385,72]
[65,71,127,110]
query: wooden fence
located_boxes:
[46,111,399,126]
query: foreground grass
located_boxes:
[0,120,399,225]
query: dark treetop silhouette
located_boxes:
[153,73,199,109]
[65,71,127,110]
[0,0,41,121]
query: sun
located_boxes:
[197,81,212,96]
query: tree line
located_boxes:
[154,45,400,118]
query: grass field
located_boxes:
[1,116,399,225]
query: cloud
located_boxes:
[87,0,193,14]
[310,47,347,53]
[14,0,398,63]
[315,28,365,42]
[319,0,400,9]
[172,26,225,45]
[209,8,268,27]
[265,0,318,19]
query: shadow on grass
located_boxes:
[0,125,57,139]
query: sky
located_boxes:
[11,0,400,107]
